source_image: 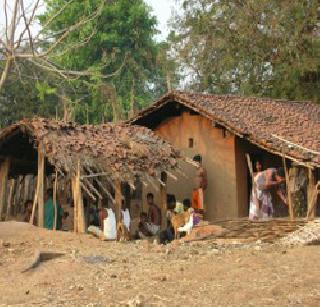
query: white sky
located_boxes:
[0,0,175,41]
[145,0,176,41]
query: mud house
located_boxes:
[131,91,320,221]
[0,118,179,232]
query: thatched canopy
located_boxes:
[0,118,180,181]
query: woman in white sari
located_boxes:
[249,162,285,221]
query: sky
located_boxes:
[145,0,176,41]
[0,0,176,41]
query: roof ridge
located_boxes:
[172,90,315,105]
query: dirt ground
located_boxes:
[1,221,320,306]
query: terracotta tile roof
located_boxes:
[131,91,320,166]
[0,118,179,179]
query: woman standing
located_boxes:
[249,162,286,221]
[249,161,263,220]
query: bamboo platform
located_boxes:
[211,218,306,243]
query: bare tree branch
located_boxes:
[15,0,41,51]
[0,0,114,92]
[4,0,9,43]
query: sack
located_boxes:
[103,208,117,240]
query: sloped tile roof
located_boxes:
[131,91,320,166]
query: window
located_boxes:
[188,138,194,148]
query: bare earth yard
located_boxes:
[0,221,320,306]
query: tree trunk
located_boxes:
[0,58,12,92]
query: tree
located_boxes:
[40,0,166,122]
[172,0,320,102]
[0,0,113,92]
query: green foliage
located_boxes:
[40,0,171,122]
[172,0,320,102]
[35,81,57,102]
[0,62,60,127]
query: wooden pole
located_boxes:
[115,179,122,223]
[71,176,77,233]
[5,179,15,220]
[160,172,167,231]
[75,160,85,233]
[37,143,45,227]
[0,158,10,221]
[307,169,316,219]
[282,156,294,220]
[53,170,58,230]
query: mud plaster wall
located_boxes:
[147,111,238,220]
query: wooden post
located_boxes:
[73,160,85,233]
[307,169,316,219]
[5,179,15,220]
[0,158,10,221]
[71,176,78,233]
[160,172,167,231]
[282,156,294,220]
[307,167,319,220]
[53,170,58,230]
[115,179,122,223]
[37,143,45,227]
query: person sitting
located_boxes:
[137,212,153,239]
[183,198,200,226]
[183,198,191,212]
[24,200,34,223]
[146,193,161,235]
[44,188,64,230]
[159,194,177,244]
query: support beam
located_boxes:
[73,161,86,233]
[37,143,45,227]
[71,176,77,233]
[282,156,294,220]
[160,172,167,231]
[53,170,58,230]
[115,179,122,223]
[307,169,316,219]
[0,158,10,221]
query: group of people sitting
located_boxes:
[136,193,202,244]
[22,188,68,230]
[249,160,287,221]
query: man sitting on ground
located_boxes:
[137,212,153,239]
